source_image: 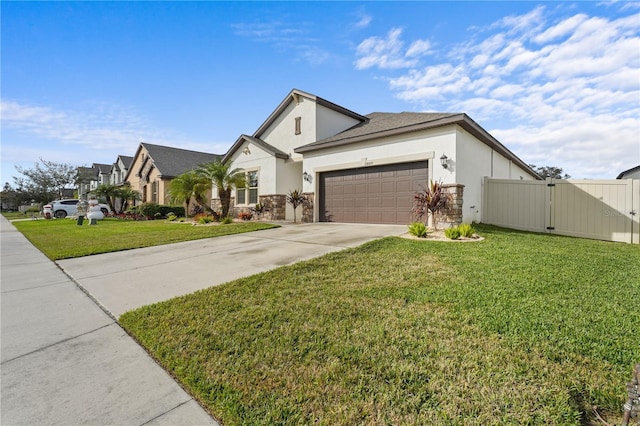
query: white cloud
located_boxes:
[355,28,432,70]
[232,20,330,65]
[354,12,372,29]
[406,39,432,57]
[356,6,640,179]
[0,100,229,167]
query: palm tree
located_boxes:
[114,185,140,213]
[168,170,210,216]
[92,183,118,213]
[196,159,245,218]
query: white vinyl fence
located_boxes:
[482,177,640,244]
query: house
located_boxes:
[125,142,221,207]
[616,165,640,180]
[219,89,539,226]
[76,163,111,200]
[110,155,133,186]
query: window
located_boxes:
[152,181,158,203]
[237,170,259,205]
[295,116,301,135]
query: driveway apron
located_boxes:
[56,222,406,318]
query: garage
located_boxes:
[319,161,428,224]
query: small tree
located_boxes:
[411,180,451,230]
[168,170,209,217]
[114,185,140,213]
[529,164,571,179]
[286,189,307,223]
[92,184,119,213]
[196,159,246,219]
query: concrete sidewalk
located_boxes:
[0,216,218,425]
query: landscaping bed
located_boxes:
[120,225,640,425]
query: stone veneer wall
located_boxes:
[258,194,286,221]
[301,192,314,223]
[434,184,464,229]
[212,195,286,220]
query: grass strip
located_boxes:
[120,225,640,425]
[12,218,279,260]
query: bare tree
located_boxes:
[14,158,77,202]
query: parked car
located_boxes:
[48,199,111,219]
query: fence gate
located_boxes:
[483,177,639,244]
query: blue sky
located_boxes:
[2,1,639,185]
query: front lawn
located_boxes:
[120,225,640,425]
[12,218,279,260]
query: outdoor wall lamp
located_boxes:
[303,171,312,183]
[243,146,251,155]
[440,154,449,169]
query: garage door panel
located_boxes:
[381,196,396,208]
[381,181,396,193]
[320,161,428,224]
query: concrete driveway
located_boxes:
[57,222,406,318]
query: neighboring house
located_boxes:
[110,155,134,186]
[90,163,112,193]
[220,88,539,225]
[109,155,134,212]
[616,165,640,180]
[76,163,111,200]
[76,166,96,200]
[125,142,221,206]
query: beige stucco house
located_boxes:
[125,142,220,208]
[219,89,539,225]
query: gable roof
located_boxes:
[222,135,288,164]
[77,166,97,182]
[295,112,540,180]
[110,155,134,173]
[252,88,368,139]
[616,165,640,179]
[118,155,134,169]
[92,163,112,174]
[126,143,221,181]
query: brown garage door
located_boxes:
[319,161,428,224]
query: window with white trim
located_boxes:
[237,170,259,205]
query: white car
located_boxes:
[48,199,111,219]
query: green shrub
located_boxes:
[458,223,476,238]
[221,216,233,224]
[167,212,178,222]
[407,222,429,238]
[139,203,185,219]
[444,226,461,240]
[194,213,214,224]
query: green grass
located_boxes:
[12,218,279,260]
[120,225,640,425]
[2,211,34,220]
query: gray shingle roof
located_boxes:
[119,155,134,169]
[298,112,458,149]
[295,111,540,180]
[92,163,112,174]
[141,143,221,178]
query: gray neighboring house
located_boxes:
[124,142,221,206]
[110,155,134,186]
[616,165,640,180]
[76,163,110,200]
